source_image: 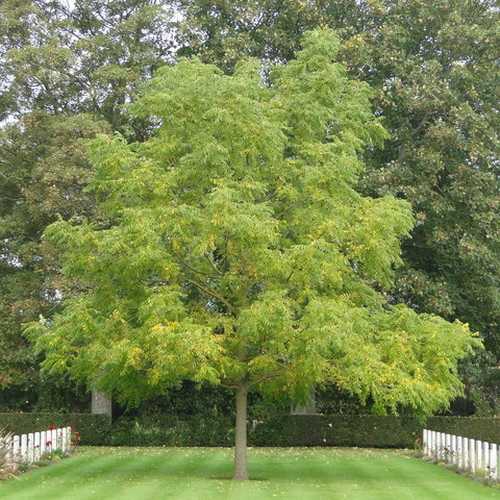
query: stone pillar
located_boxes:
[291,389,317,415]
[91,390,112,417]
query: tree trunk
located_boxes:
[233,384,248,480]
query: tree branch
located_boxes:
[186,278,235,315]
[180,259,217,278]
[205,254,223,275]
[249,370,283,387]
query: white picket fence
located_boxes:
[423,429,499,482]
[4,427,72,467]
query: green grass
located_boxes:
[1,447,498,499]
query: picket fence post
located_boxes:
[51,429,57,452]
[469,439,476,474]
[483,441,489,474]
[490,443,498,481]
[12,435,20,464]
[20,434,27,463]
[476,439,482,471]
[40,431,46,457]
[458,436,464,470]
[34,432,40,462]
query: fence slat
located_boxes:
[476,439,482,471]
[12,435,19,464]
[34,432,40,462]
[470,439,476,474]
[20,434,27,463]
[51,429,57,452]
[490,443,498,481]
[40,430,46,457]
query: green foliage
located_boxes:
[179,0,500,410]
[0,0,177,128]
[4,413,490,449]
[252,415,420,448]
[27,30,477,420]
[350,1,499,360]
[177,0,367,72]
[0,411,491,450]
[0,0,495,416]
[0,413,110,446]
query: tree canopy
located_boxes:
[27,30,478,479]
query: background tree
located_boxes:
[0,0,177,127]
[0,112,109,407]
[28,31,478,479]
[0,0,176,406]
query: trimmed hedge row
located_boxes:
[0,413,498,448]
[107,415,500,448]
[426,416,500,444]
[0,413,111,445]
[251,415,421,448]
[251,415,500,448]
[109,415,234,447]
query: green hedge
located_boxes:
[427,416,500,444]
[109,415,499,448]
[0,413,111,445]
[109,415,235,447]
[0,413,497,448]
[250,415,422,448]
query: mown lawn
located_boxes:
[0,447,498,499]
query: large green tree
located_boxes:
[28,31,477,479]
[1,0,497,415]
